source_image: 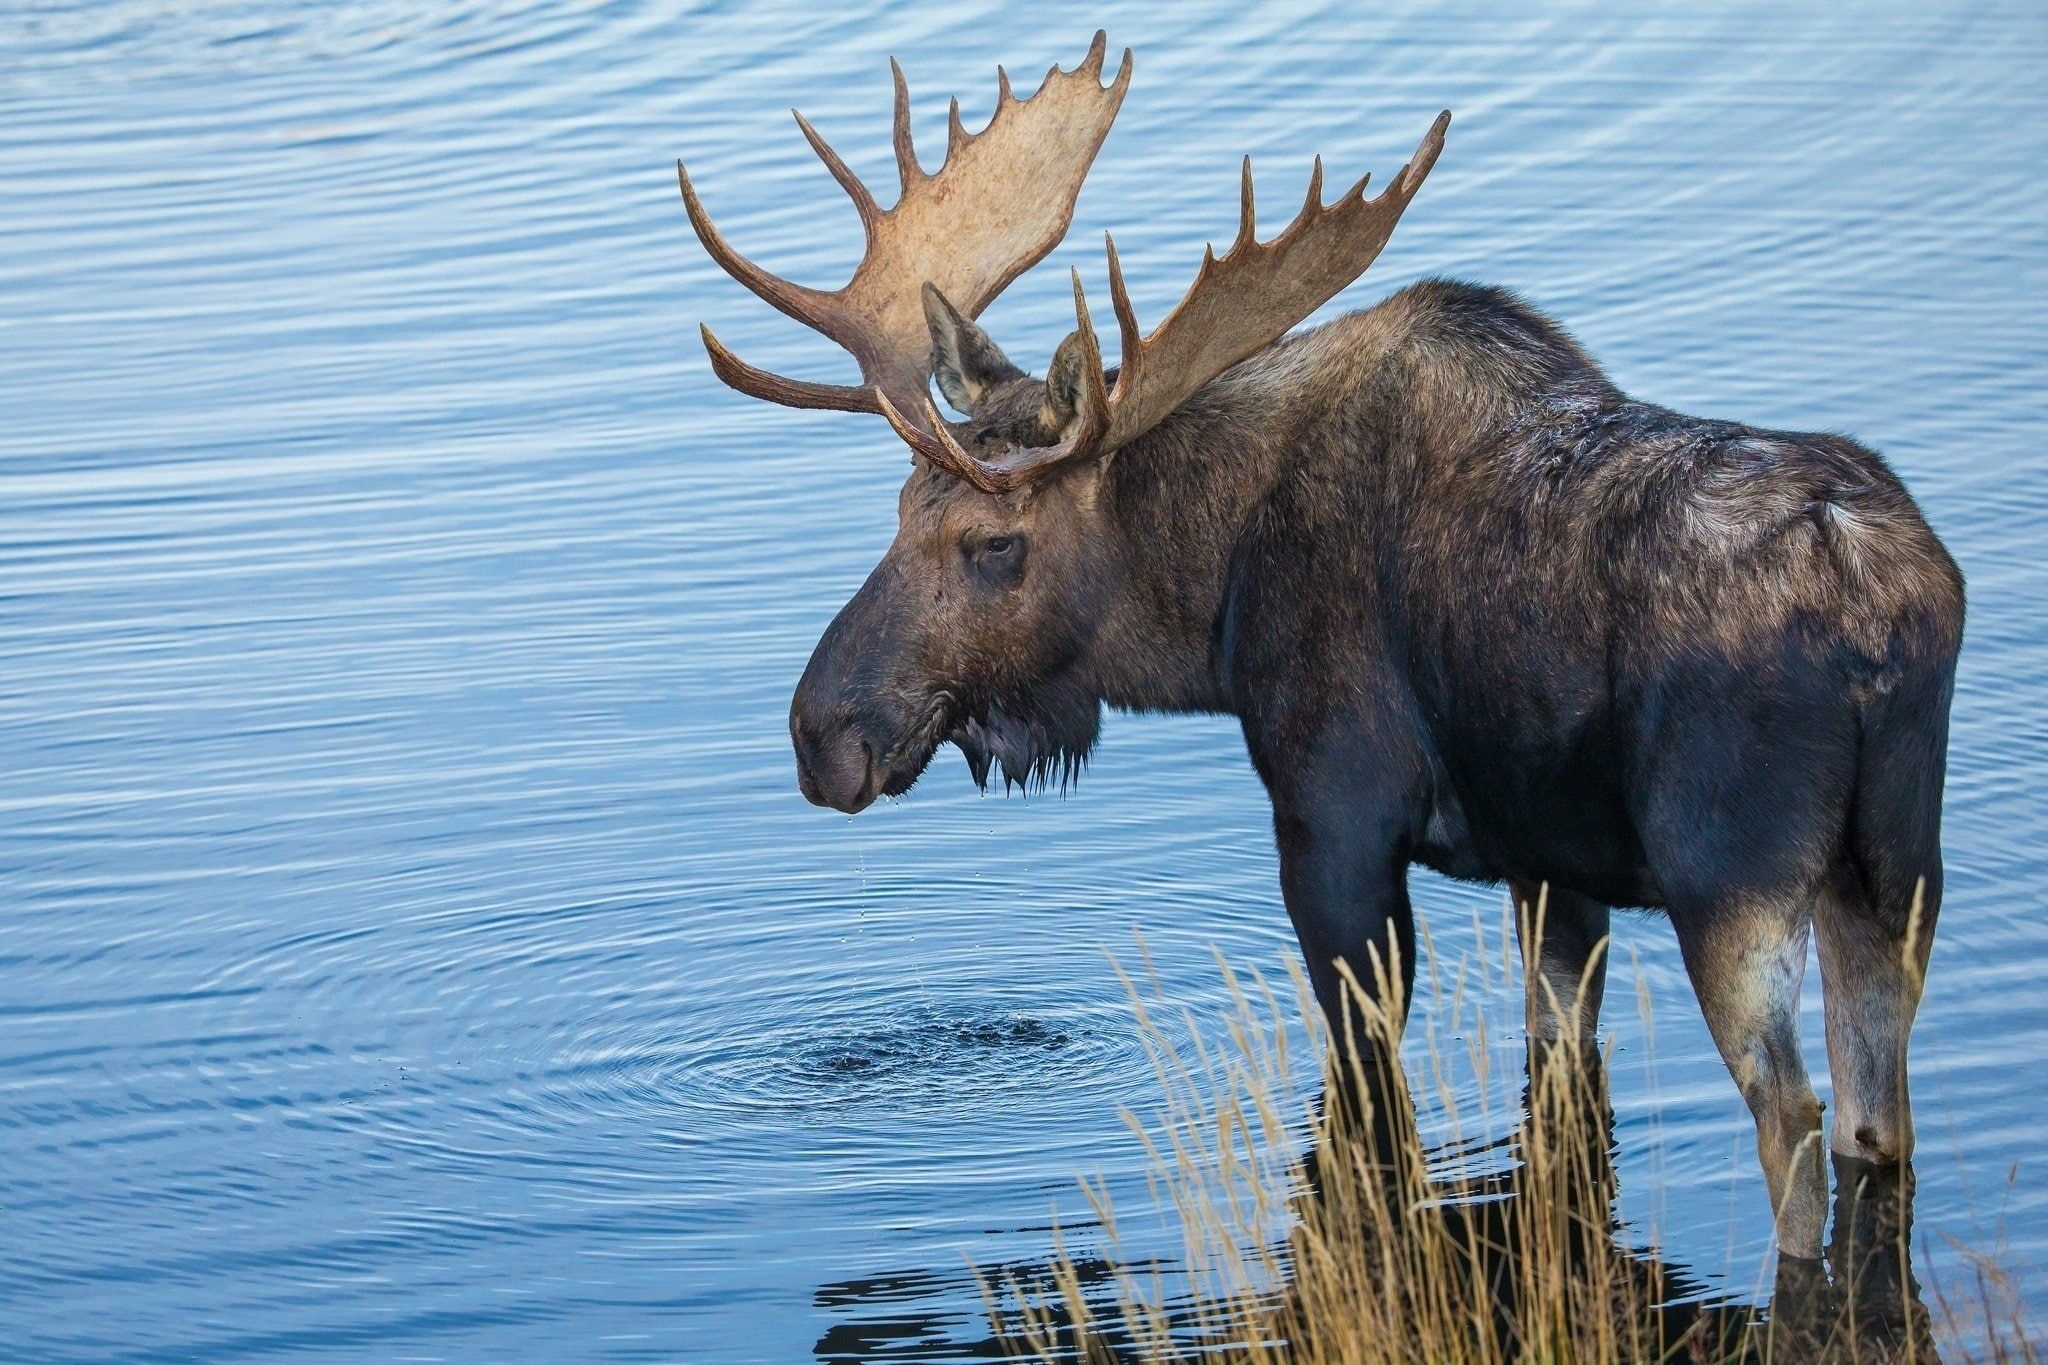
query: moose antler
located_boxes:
[880,110,1452,495]
[679,33,1132,422]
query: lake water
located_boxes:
[3,1,2044,1359]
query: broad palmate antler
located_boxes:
[678,32,1130,423]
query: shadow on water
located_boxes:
[812,1058,1933,1363]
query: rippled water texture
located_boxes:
[3,2,2045,1359]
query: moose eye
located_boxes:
[966,531,1027,585]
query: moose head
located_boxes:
[679,34,1445,812]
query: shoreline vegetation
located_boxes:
[977,915,2036,1363]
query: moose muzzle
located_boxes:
[789,701,885,813]
[788,575,909,814]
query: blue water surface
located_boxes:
[2,2,2043,1359]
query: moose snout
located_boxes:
[791,566,906,814]
[790,707,879,814]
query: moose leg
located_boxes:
[1671,901,1827,1259]
[1272,784,1416,1143]
[1279,812,1416,1175]
[1275,802,1415,1044]
[1813,880,1934,1167]
[1509,881,1609,1054]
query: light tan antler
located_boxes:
[880,110,1451,494]
[678,33,1132,421]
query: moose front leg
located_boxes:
[1273,786,1417,1165]
[1272,788,1417,1058]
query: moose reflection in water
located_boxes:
[679,32,1963,1262]
[814,1038,1935,1363]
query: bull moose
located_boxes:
[676,34,1963,1257]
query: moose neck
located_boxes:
[1083,337,1347,718]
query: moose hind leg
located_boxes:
[1814,878,1934,1166]
[1673,900,1827,1258]
[1509,881,1609,1053]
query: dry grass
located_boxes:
[977,914,2038,1364]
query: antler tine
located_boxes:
[790,110,880,239]
[1234,157,1256,253]
[873,387,1045,496]
[947,97,969,160]
[1102,235,1142,391]
[876,386,973,476]
[1395,107,1451,196]
[701,325,875,413]
[1080,29,1109,76]
[889,58,925,192]
[877,389,1070,497]
[677,160,836,333]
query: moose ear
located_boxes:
[1042,330,1091,436]
[923,283,1023,414]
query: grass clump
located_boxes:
[979,919,2036,1364]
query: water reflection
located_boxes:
[1776,1158,1936,1361]
[815,1059,1933,1362]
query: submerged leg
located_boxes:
[1510,881,1610,1054]
[1671,899,1828,1259]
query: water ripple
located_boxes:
[1,2,2044,1360]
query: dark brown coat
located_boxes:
[788,278,1963,1257]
